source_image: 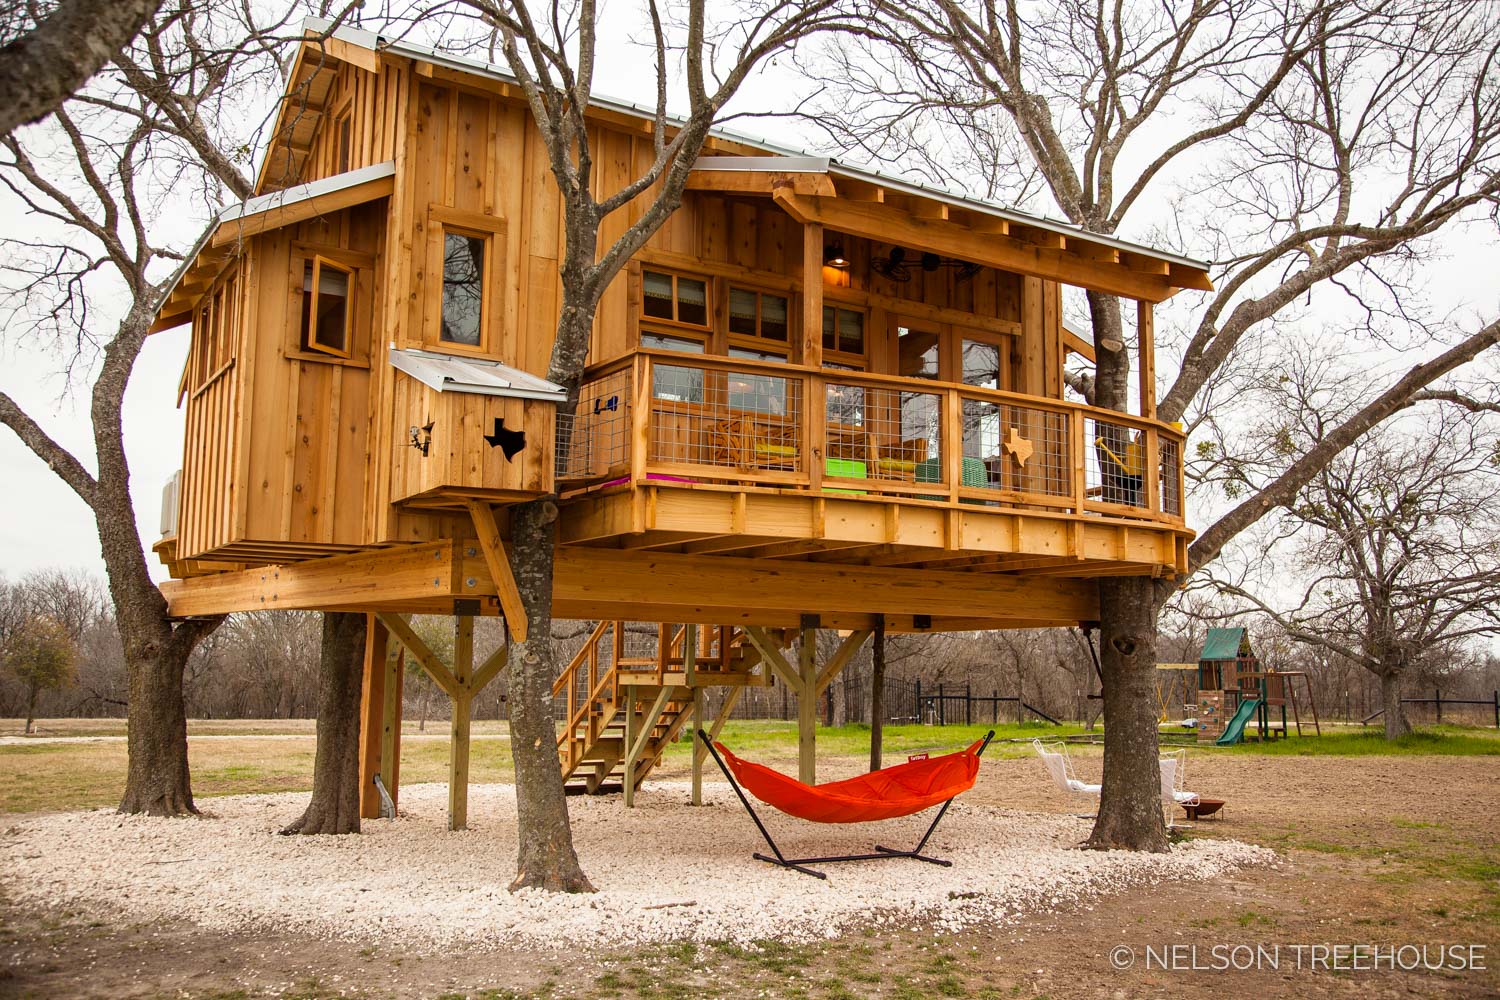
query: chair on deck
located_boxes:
[1032,739,1100,816]
[710,413,798,471]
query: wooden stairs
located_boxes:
[552,621,787,795]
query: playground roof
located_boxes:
[1199,628,1250,662]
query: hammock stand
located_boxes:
[697,729,996,879]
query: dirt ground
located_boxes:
[2,749,1497,999]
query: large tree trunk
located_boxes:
[1380,669,1412,741]
[506,499,594,893]
[118,618,197,815]
[282,612,366,835]
[1085,580,1168,852]
[24,682,38,734]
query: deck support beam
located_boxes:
[798,626,818,784]
[376,611,507,831]
[358,614,405,819]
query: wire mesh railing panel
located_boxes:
[557,368,631,481]
[648,362,804,475]
[823,382,945,486]
[1084,416,1149,509]
[1159,437,1182,517]
[959,399,1071,498]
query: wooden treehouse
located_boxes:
[150,20,1211,826]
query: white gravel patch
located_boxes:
[2,781,1273,952]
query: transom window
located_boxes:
[728,287,789,343]
[643,270,709,327]
[301,256,353,358]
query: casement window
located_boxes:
[642,269,710,328]
[727,286,789,345]
[301,256,354,358]
[822,304,867,368]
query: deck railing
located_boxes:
[558,350,1188,525]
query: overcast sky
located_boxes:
[1,9,1497,598]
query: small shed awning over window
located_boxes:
[389,348,566,402]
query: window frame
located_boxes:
[820,300,869,370]
[303,255,355,360]
[640,267,713,334]
[423,204,507,357]
[725,283,791,352]
[284,242,374,368]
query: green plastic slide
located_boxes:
[1215,697,1261,746]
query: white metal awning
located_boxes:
[388,347,566,402]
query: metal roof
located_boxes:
[389,347,567,402]
[297,17,1210,274]
[221,160,394,224]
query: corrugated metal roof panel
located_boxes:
[389,348,566,402]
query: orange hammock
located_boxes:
[699,729,995,879]
[713,738,987,823]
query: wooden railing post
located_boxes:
[1144,427,1161,515]
[631,355,651,484]
[945,387,962,501]
[805,369,824,491]
[1071,411,1088,516]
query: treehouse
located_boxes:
[149,20,1210,825]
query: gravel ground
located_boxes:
[1,780,1272,952]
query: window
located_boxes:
[822,305,865,355]
[641,332,706,354]
[961,338,1002,390]
[440,231,486,347]
[336,115,352,173]
[642,270,709,327]
[898,327,941,380]
[727,346,787,414]
[300,256,354,358]
[728,287,788,343]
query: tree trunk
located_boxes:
[869,624,885,772]
[506,499,594,893]
[24,681,38,734]
[282,612,366,835]
[117,622,197,816]
[1381,669,1412,741]
[1085,578,1168,852]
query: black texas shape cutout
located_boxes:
[483,417,527,461]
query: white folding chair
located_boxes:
[1158,749,1201,829]
[1032,738,1100,817]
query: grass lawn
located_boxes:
[2,716,1497,815]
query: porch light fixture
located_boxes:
[823,240,850,268]
[871,246,982,282]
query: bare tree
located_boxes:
[0,0,164,138]
[1211,405,1500,739]
[0,5,290,814]
[809,0,1500,849]
[377,0,869,892]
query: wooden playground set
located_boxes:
[1161,628,1321,745]
[149,21,1213,830]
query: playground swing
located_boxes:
[697,729,996,879]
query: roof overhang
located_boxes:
[151,162,396,334]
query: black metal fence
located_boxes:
[1361,689,1500,729]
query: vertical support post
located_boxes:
[358,614,389,820]
[801,222,824,369]
[1137,300,1156,420]
[623,684,638,808]
[966,682,972,725]
[1436,687,1442,725]
[869,622,885,773]
[1493,690,1498,730]
[798,626,817,784]
[915,678,922,724]
[381,642,404,813]
[685,626,704,806]
[448,614,474,832]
